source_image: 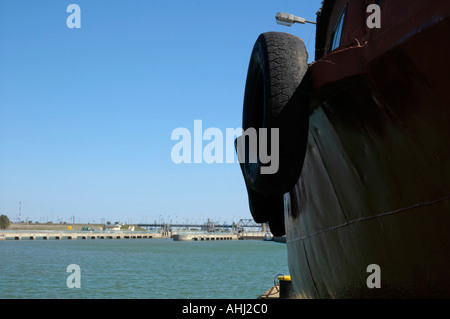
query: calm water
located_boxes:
[0,238,288,299]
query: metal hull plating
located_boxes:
[285,6,450,298]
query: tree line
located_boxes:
[0,215,11,229]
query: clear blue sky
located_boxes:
[0,0,321,225]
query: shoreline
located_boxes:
[5,222,140,232]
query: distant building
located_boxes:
[103,224,121,231]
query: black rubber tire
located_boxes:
[237,32,310,235]
[247,187,285,237]
[236,147,285,236]
[241,32,310,196]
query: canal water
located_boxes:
[0,239,289,299]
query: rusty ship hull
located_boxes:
[285,0,450,298]
[238,0,450,298]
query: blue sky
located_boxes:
[0,0,321,225]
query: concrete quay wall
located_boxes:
[173,233,238,241]
[0,230,165,240]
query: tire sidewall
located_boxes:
[241,32,309,195]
